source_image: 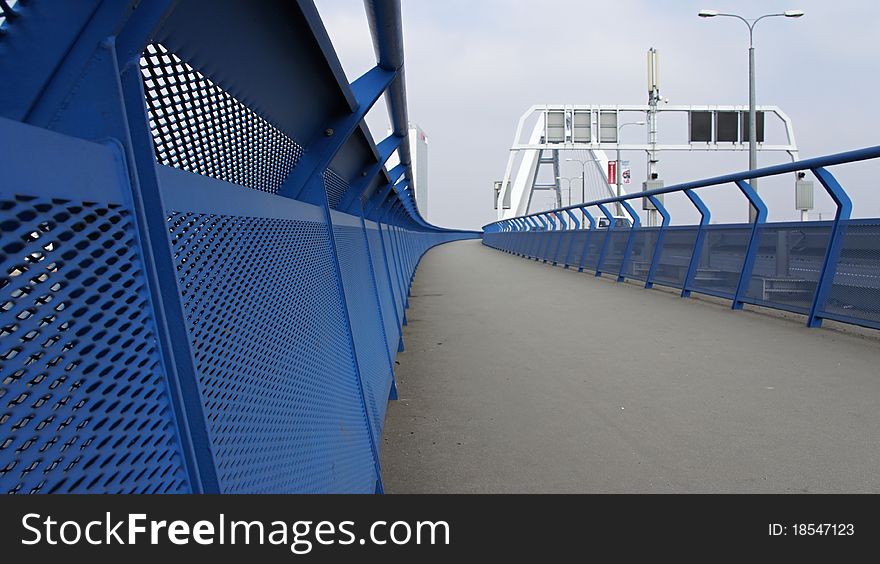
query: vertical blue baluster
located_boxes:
[807,167,853,327]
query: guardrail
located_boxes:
[483,146,880,331]
[0,0,476,494]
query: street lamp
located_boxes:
[698,8,804,222]
[556,176,581,207]
[615,121,646,215]
[565,156,599,223]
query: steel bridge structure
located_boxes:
[2,0,879,495]
[0,0,476,494]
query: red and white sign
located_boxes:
[621,160,631,184]
[607,161,617,185]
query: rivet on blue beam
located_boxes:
[277,65,398,204]
[338,134,404,212]
[595,204,615,276]
[644,195,670,289]
[807,167,853,328]
[577,206,596,273]
[732,179,768,310]
[617,199,642,282]
[681,189,711,298]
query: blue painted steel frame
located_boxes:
[644,195,670,289]
[577,206,597,273]
[616,199,641,282]
[595,204,616,277]
[0,0,477,495]
[681,189,711,298]
[731,180,768,310]
[807,167,852,327]
[562,209,581,268]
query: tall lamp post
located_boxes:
[556,176,581,207]
[565,157,599,223]
[615,121,646,215]
[698,8,805,222]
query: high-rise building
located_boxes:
[409,123,428,220]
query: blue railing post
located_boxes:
[535,215,548,260]
[644,195,671,289]
[731,180,769,310]
[577,206,597,272]
[513,218,526,254]
[681,189,711,298]
[595,204,615,276]
[807,167,853,327]
[552,211,568,265]
[617,199,642,282]
[563,209,581,268]
[521,217,534,256]
[541,213,557,263]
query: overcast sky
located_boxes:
[316,0,880,229]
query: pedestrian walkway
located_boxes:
[380,239,880,493]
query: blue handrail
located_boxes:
[483,145,880,331]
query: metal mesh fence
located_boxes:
[819,219,880,325]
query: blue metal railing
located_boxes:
[483,146,880,331]
[0,0,476,494]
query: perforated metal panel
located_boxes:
[552,232,572,264]
[650,227,699,289]
[625,229,661,281]
[140,43,302,194]
[690,225,751,298]
[381,225,405,315]
[323,169,350,210]
[820,220,880,324]
[0,195,191,494]
[579,232,603,271]
[366,224,400,359]
[166,211,377,493]
[598,229,630,275]
[743,223,832,313]
[333,224,393,443]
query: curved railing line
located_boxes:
[483,145,880,331]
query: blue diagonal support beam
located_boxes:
[339,134,404,213]
[366,177,408,220]
[278,65,397,204]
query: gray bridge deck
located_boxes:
[380,239,880,493]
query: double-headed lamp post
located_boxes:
[698,8,805,222]
[556,176,581,207]
[616,121,646,215]
[565,157,598,224]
